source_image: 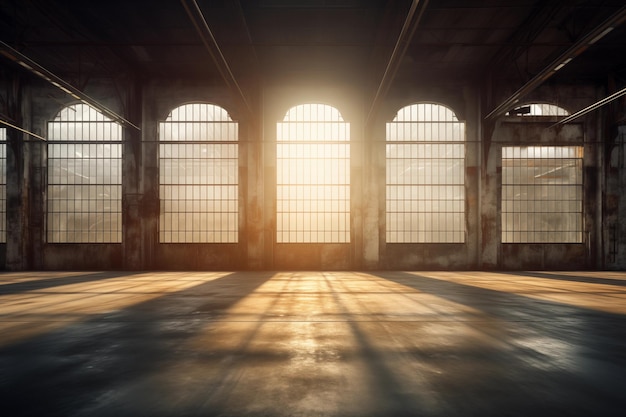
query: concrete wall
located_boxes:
[1,75,623,271]
[483,122,590,270]
[605,125,626,269]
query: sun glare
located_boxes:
[276,104,350,243]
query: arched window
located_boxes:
[47,104,122,243]
[0,128,5,243]
[507,103,569,116]
[386,103,465,243]
[277,103,350,243]
[159,103,238,243]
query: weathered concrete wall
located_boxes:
[500,244,588,270]
[44,245,123,270]
[141,78,250,270]
[262,81,365,270]
[604,125,626,269]
[484,121,591,270]
[376,82,480,270]
[4,77,31,271]
[154,244,245,270]
[3,74,624,271]
[27,78,128,270]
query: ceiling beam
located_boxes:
[0,41,140,130]
[233,0,260,76]
[487,0,563,70]
[29,0,141,81]
[485,5,626,120]
[180,0,253,119]
[366,0,429,127]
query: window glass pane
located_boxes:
[501,146,583,243]
[507,103,569,116]
[159,103,238,243]
[386,103,465,243]
[47,104,122,243]
[277,104,350,243]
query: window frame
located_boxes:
[501,145,584,244]
[158,102,239,244]
[276,103,351,244]
[385,102,466,243]
[46,103,123,244]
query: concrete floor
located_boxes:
[1,271,626,417]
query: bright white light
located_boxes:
[277,104,350,243]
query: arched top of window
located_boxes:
[282,103,345,122]
[507,103,569,116]
[392,103,459,122]
[49,103,121,141]
[165,103,233,122]
[52,103,115,122]
[278,103,349,142]
[160,103,237,142]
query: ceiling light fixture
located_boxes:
[588,27,614,45]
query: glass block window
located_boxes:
[0,128,6,243]
[502,146,583,243]
[386,103,465,243]
[159,103,238,243]
[508,103,569,116]
[47,104,122,243]
[277,104,350,243]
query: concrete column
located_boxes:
[140,80,160,269]
[6,79,33,270]
[245,116,265,270]
[5,124,30,270]
[464,85,481,269]
[123,77,143,270]
[363,114,382,269]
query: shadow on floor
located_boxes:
[372,270,626,352]
[0,272,143,295]
[370,270,626,333]
[368,271,626,415]
[2,271,626,417]
[0,271,275,417]
[516,271,626,287]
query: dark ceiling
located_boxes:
[1,0,625,105]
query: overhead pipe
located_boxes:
[180,0,253,118]
[0,118,47,141]
[485,6,626,120]
[366,0,429,126]
[0,41,140,131]
[549,86,626,128]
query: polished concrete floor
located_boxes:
[1,271,626,416]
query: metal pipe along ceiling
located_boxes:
[0,41,140,131]
[180,0,254,119]
[485,5,626,120]
[550,86,626,128]
[366,0,430,127]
